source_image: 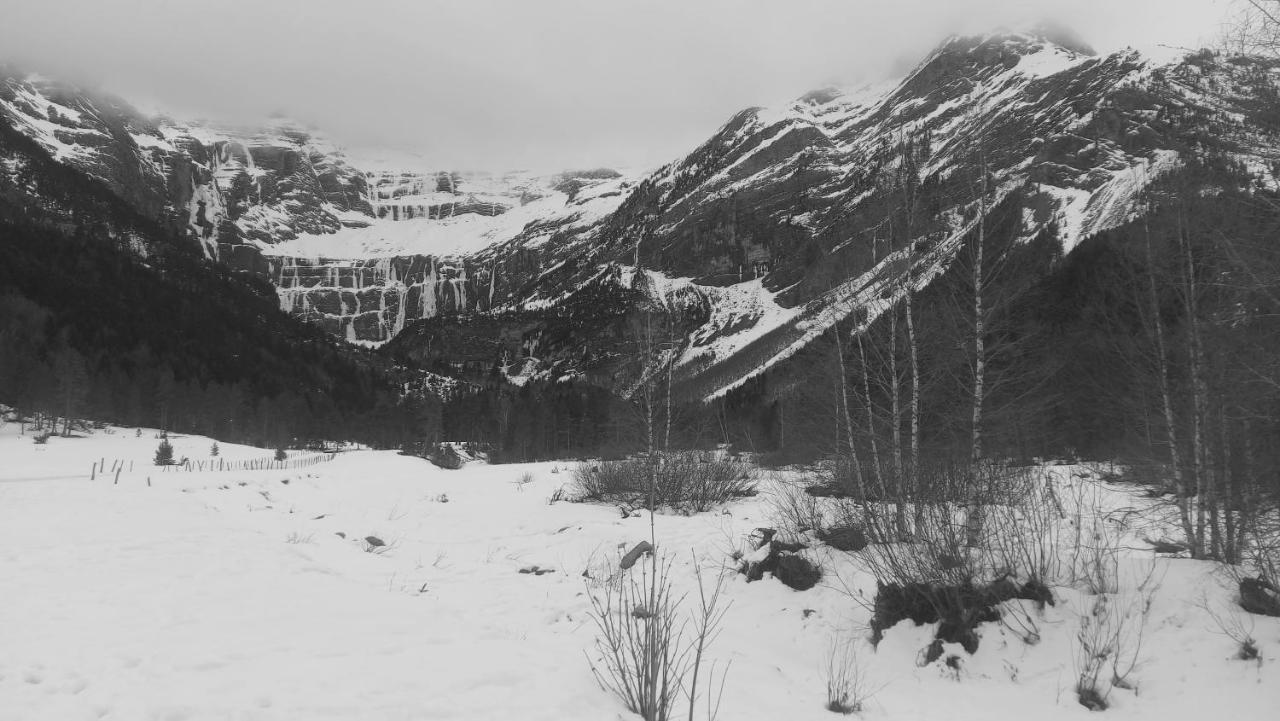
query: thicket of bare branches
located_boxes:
[574,451,754,513]
[824,633,878,715]
[1222,1,1280,56]
[1072,562,1162,711]
[586,556,730,721]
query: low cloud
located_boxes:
[0,0,1228,171]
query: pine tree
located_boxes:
[154,439,174,466]
[210,442,219,457]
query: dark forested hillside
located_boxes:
[0,115,438,448]
[715,155,1280,514]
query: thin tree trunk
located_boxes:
[972,163,987,464]
[906,289,920,488]
[898,148,922,536]
[664,333,674,452]
[965,158,989,548]
[1240,419,1259,561]
[835,330,866,499]
[778,397,785,451]
[1219,406,1234,563]
[1179,211,1210,558]
[1144,218,1196,554]
[889,305,903,491]
[857,335,886,497]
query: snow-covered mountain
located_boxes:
[399,31,1280,400]
[0,74,371,259]
[5,30,1280,399]
[0,69,634,342]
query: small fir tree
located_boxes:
[154,439,174,466]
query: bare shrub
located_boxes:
[855,461,1062,657]
[987,467,1066,589]
[684,562,731,721]
[825,633,876,714]
[820,497,872,551]
[586,554,729,721]
[575,459,651,504]
[1062,479,1128,595]
[1240,508,1280,591]
[285,531,315,544]
[768,476,827,538]
[1200,592,1260,660]
[767,476,869,551]
[1072,561,1162,711]
[513,470,535,490]
[664,452,755,513]
[574,452,754,513]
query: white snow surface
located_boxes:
[262,176,630,259]
[3,420,1279,720]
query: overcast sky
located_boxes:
[0,0,1234,172]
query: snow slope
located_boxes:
[2,421,1277,720]
[264,175,630,259]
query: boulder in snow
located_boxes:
[1240,577,1280,617]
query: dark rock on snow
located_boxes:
[620,541,654,570]
[1239,577,1280,617]
[739,527,820,591]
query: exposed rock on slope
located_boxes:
[454,33,1280,400]
[0,72,372,263]
[7,32,1280,401]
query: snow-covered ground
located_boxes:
[1,421,1277,720]
[260,175,630,260]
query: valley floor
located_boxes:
[0,422,1277,720]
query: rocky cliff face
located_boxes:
[273,255,493,343]
[257,167,631,343]
[0,72,372,264]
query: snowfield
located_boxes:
[1,422,1277,720]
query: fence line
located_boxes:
[89,451,337,480]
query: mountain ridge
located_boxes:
[6,29,1280,409]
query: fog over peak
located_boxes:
[0,0,1228,172]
